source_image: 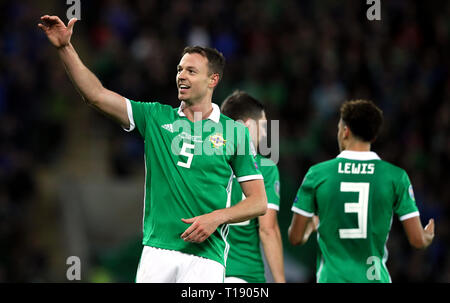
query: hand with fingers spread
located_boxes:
[38,15,78,49]
[180,212,223,243]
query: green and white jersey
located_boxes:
[123,99,263,266]
[225,154,281,282]
[291,151,420,283]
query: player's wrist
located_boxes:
[56,42,72,51]
[212,209,231,225]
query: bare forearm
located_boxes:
[213,195,267,225]
[260,227,285,282]
[288,214,310,246]
[58,43,104,104]
[403,217,435,249]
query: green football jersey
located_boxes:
[291,151,420,283]
[124,99,263,266]
[225,154,281,282]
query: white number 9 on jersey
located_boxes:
[339,182,370,239]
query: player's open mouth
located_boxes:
[179,84,190,93]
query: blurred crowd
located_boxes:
[0,0,449,282]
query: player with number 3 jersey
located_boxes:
[288,100,435,283]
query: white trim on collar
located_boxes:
[337,150,381,161]
[177,102,221,123]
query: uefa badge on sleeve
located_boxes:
[274,180,280,198]
[408,185,415,201]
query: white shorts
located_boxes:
[224,277,248,283]
[135,246,225,283]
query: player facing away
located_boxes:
[220,91,285,283]
[288,100,435,283]
[38,16,267,283]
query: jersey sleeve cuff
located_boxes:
[291,206,314,217]
[399,211,420,221]
[236,174,263,182]
[122,98,135,132]
[268,203,279,211]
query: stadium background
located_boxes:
[0,0,449,282]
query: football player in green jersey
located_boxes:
[288,99,435,283]
[39,15,267,282]
[221,90,285,283]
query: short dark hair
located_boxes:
[221,90,265,121]
[181,46,226,80]
[340,99,383,142]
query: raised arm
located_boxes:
[38,15,129,128]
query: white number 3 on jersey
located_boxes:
[339,182,370,239]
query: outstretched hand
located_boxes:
[38,15,78,48]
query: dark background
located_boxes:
[0,0,449,282]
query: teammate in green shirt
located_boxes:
[39,15,267,283]
[221,91,285,283]
[288,99,435,283]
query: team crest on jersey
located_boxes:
[209,133,226,148]
[408,185,415,201]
